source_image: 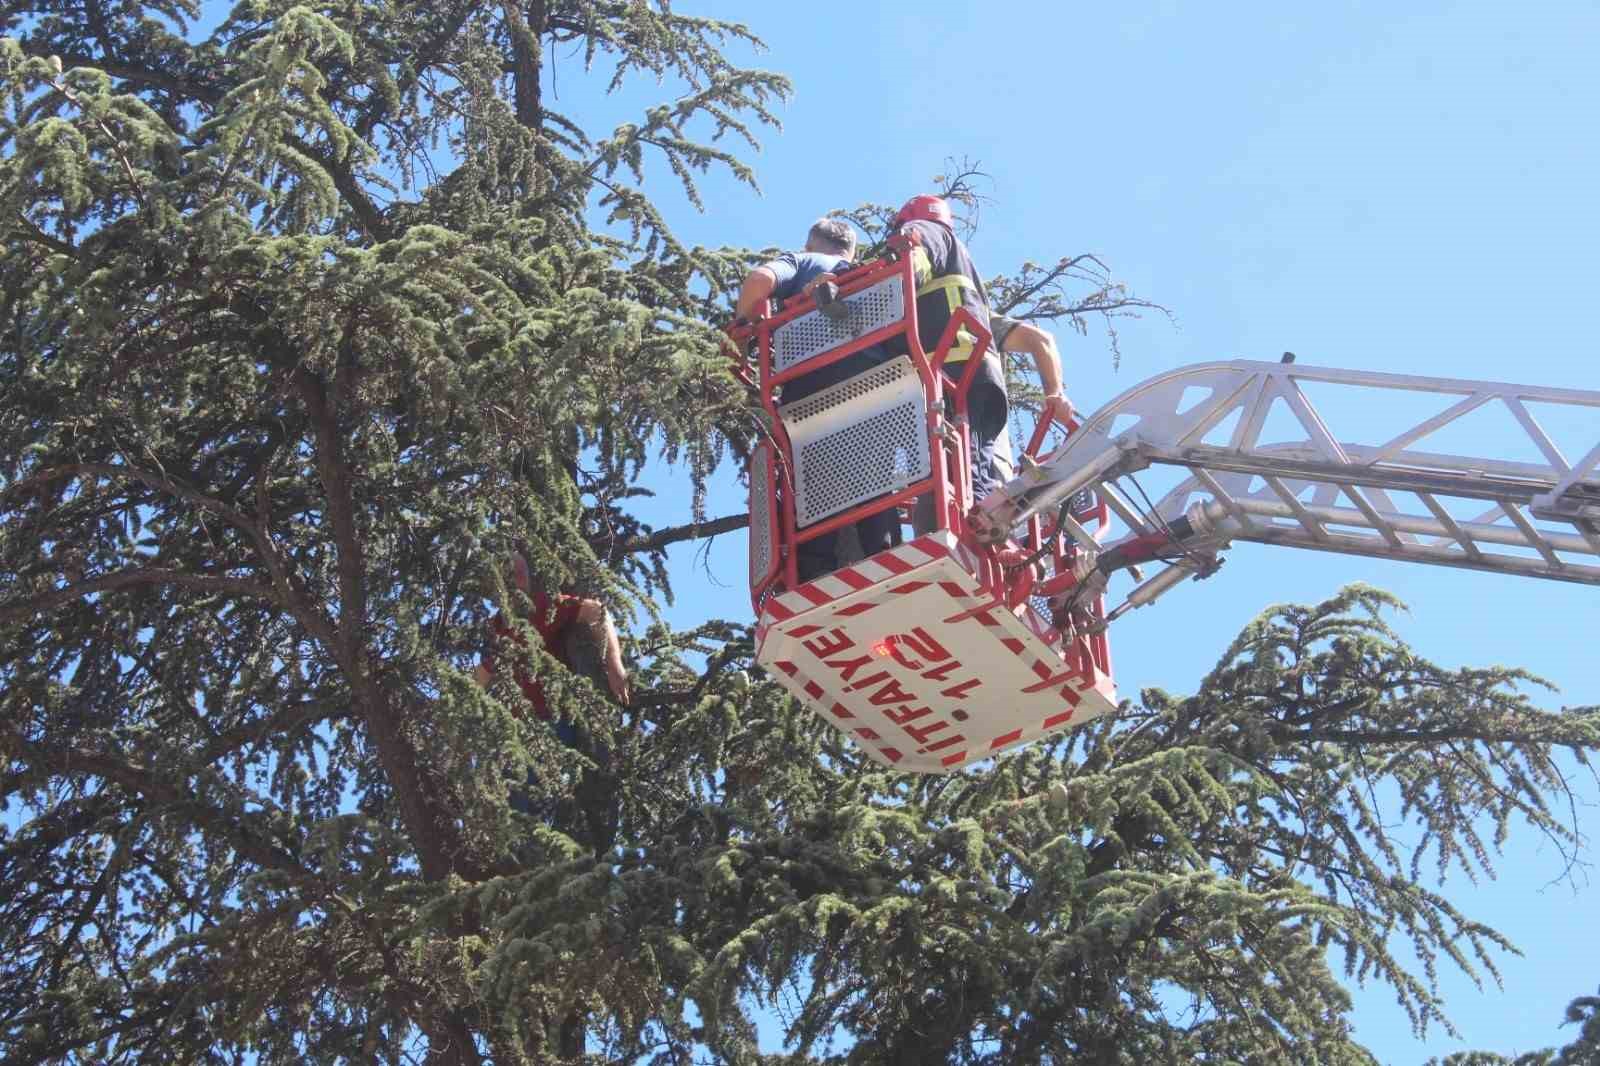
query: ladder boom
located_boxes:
[974,359,1600,588]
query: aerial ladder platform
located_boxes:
[729,239,1600,774]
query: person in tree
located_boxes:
[475,552,628,851]
[736,218,898,580]
[475,551,630,746]
[893,194,1012,502]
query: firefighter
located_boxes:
[891,194,1011,502]
[989,313,1074,430]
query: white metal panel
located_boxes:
[748,442,776,588]
[772,274,905,375]
[755,534,1117,774]
[780,354,930,529]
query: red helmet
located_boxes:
[892,193,953,230]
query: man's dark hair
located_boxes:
[804,218,857,260]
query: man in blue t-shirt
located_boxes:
[736,219,897,581]
[735,218,874,398]
[735,217,852,318]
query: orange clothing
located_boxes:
[486,590,581,720]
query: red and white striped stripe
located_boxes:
[756,528,1115,773]
[758,532,963,626]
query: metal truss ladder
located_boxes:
[975,359,1600,587]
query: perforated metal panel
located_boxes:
[780,355,930,529]
[1028,588,1055,627]
[772,275,905,374]
[749,443,775,588]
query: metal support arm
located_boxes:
[974,359,1600,586]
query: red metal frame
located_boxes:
[727,235,1111,675]
[729,237,965,599]
[1013,407,1114,677]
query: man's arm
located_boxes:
[573,599,630,705]
[735,265,779,322]
[1000,320,1074,423]
[736,252,803,322]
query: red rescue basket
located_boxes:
[728,235,1118,773]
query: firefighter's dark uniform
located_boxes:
[899,219,1010,499]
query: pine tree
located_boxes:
[2,4,1596,1064]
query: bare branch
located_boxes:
[604,512,749,558]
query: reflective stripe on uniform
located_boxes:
[916,274,984,357]
[914,273,979,301]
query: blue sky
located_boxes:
[611,2,1599,1060]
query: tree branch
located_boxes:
[14,461,343,656]
[199,694,351,762]
[293,367,367,658]
[282,133,392,241]
[12,43,223,103]
[15,742,312,878]
[11,211,81,259]
[0,566,282,624]
[605,512,749,558]
[501,0,544,130]
[13,39,390,242]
